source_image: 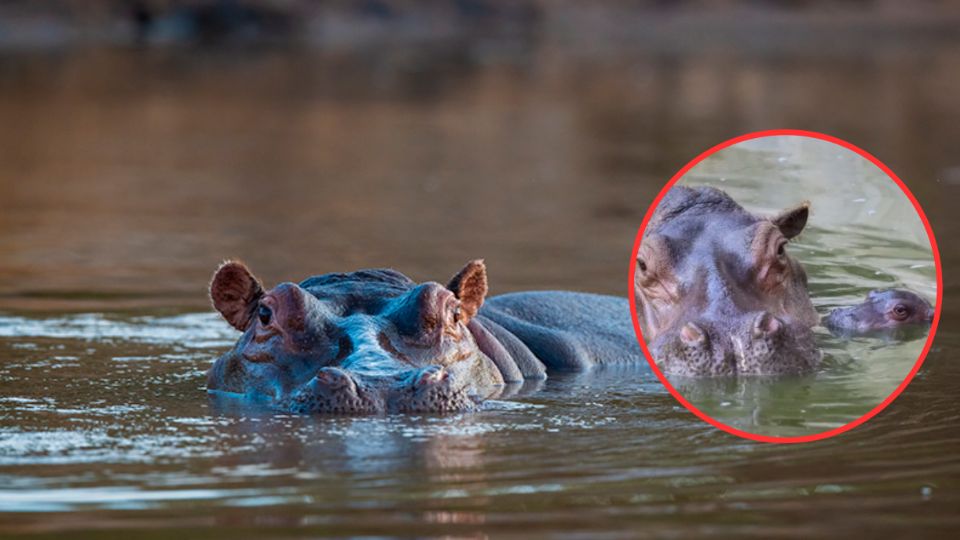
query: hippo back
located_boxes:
[480,291,644,372]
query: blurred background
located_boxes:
[0,0,958,311]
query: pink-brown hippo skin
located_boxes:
[635,186,821,377]
[824,289,934,339]
[207,260,644,414]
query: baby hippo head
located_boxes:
[824,289,934,338]
[206,259,503,414]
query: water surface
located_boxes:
[675,137,937,438]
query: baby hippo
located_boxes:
[824,289,934,338]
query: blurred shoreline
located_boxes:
[0,1,958,312]
[0,1,958,55]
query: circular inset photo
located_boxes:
[630,130,941,443]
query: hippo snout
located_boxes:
[751,312,782,338]
[311,367,358,396]
[277,365,481,415]
[652,311,820,377]
[388,365,480,414]
[282,367,383,415]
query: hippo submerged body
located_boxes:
[207,260,643,414]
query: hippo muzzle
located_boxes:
[208,341,494,415]
[650,311,821,377]
[277,365,482,415]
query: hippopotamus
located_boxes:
[635,185,821,377]
[635,186,937,377]
[207,259,643,414]
[823,288,934,338]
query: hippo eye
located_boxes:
[892,304,909,320]
[776,241,787,258]
[257,304,272,326]
[638,259,648,273]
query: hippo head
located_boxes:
[206,260,504,414]
[635,186,821,377]
[824,288,934,338]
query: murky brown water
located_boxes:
[2,25,960,538]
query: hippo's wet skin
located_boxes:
[824,289,934,338]
[635,186,821,377]
[207,260,643,414]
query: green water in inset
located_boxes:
[677,137,937,438]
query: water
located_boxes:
[2,31,960,539]
[675,137,937,438]
[3,313,956,537]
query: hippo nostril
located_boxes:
[679,322,705,346]
[752,312,782,338]
[315,367,355,391]
[415,365,448,386]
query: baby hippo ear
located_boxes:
[210,260,265,331]
[446,259,488,324]
[773,202,809,239]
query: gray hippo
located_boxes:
[635,186,821,377]
[824,288,934,338]
[207,260,643,414]
[635,185,933,377]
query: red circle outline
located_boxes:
[628,129,943,444]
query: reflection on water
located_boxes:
[1,310,959,536]
[676,137,937,437]
[1,20,960,539]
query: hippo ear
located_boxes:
[210,260,265,331]
[773,202,809,239]
[446,259,488,324]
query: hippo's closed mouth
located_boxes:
[276,365,488,415]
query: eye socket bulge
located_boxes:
[258,304,272,326]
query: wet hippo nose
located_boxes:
[312,367,357,396]
[663,311,784,358]
[414,365,449,387]
[680,322,706,346]
[752,312,782,338]
[654,309,818,376]
[676,311,782,348]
